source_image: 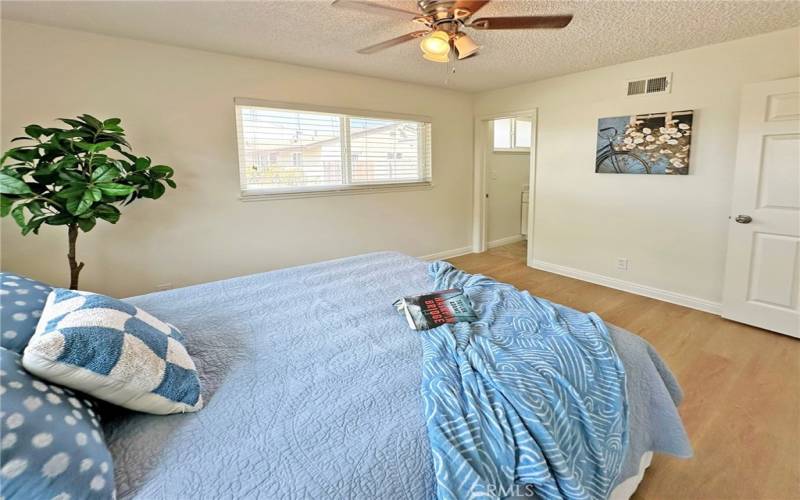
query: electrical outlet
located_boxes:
[616,258,629,271]
[156,283,172,291]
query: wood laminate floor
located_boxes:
[448,241,800,500]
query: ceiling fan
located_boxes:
[331,0,573,63]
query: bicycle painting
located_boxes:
[595,110,693,175]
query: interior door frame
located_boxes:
[472,108,539,266]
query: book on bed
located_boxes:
[393,288,477,331]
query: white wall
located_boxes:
[474,27,800,308]
[486,121,529,244]
[0,21,474,297]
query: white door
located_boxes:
[722,77,800,338]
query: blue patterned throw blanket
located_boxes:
[421,262,628,500]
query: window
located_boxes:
[493,117,532,152]
[235,99,432,197]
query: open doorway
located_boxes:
[473,110,536,265]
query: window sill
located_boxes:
[239,181,434,201]
[492,148,530,155]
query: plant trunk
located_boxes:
[67,223,84,290]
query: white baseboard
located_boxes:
[419,246,473,261]
[530,259,721,315]
[488,234,525,248]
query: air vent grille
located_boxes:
[626,74,672,96]
[627,80,646,96]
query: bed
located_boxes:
[104,252,691,499]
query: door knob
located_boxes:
[735,215,752,224]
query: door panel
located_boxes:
[758,134,799,209]
[722,77,800,337]
[747,233,799,309]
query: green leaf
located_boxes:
[89,186,103,202]
[55,184,87,200]
[58,170,86,183]
[0,196,14,217]
[94,204,120,224]
[22,216,47,236]
[66,190,95,216]
[10,136,30,143]
[80,114,104,130]
[26,200,44,216]
[59,118,86,128]
[143,181,166,200]
[150,165,173,178]
[54,157,79,170]
[91,141,115,152]
[10,206,25,228]
[90,163,120,183]
[75,141,115,153]
[96,182,135,197]
[0,172,33,195]
[6,148,38,162]
[103,118,121,128]
[134,157,151,171]
[165,178,177,189]
[45,212,74,226]
[24,124,46,139]
[77,216,96,232]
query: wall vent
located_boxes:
[626,74,672,96]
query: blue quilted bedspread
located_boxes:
[104,252,689,499]
[422,262,628,500]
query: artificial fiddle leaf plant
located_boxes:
[0,114,176,289]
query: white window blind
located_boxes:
[235,101,432,196]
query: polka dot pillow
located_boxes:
[0,346,114,499]
[0,272,52,354]
[23,289,203,415]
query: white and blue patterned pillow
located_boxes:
[1,273,52,354]
[0,347,114,499]
[23,289,203,415]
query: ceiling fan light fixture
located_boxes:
[453,33,479,59]
[419,30,451,61]
[422,52,450,63]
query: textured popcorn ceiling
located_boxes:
[2,1,799,92]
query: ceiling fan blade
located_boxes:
[357,30,429,54]
[454,0,491,16]
[331,0,420,18]
[468,15,573,30]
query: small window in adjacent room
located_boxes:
[493,117,532,152]
[235,99,432,198]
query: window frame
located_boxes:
[492,117,532,154]
[234,98,434,200]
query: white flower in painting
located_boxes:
[659,134,670,141]
[624,137,633,145]
[667,139,679,145]
[633,137,644,144]
[667,127,678,134]
[673,132,683,138]
[642,127,652,134]
[645,135,655,141]
[645,144,657,150]
[678,123,690,130]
